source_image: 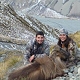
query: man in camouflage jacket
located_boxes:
[24,31,50,64]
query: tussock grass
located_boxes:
[69,31,80,48]
[50,45,54,54]
[0,49,8,55]
[0,50,23,79]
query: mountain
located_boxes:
[0,3,57,46]
[1,0,80,18]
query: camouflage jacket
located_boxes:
[24,40,50,64]
[61,39,78,61]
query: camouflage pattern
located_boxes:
[68,40,78,61]
[24,40,50,65]
[61,39,78,61]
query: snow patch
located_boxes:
[42,8,67,18]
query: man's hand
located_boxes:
[29,55,35,62]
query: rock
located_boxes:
[78,67,80,74]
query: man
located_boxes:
[24,31,50,64]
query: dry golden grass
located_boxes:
[50,45,54,54]
[0,50,23,79]
[69,31,80,48]
[0,49,8,55]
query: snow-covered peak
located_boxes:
[41,8,67,18]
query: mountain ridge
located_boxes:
[1,0,80,18]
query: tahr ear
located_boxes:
[53,45,61,51]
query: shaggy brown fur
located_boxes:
[8,45,66,80]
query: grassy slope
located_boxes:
[0,50,23,79]
[69,31,80,48]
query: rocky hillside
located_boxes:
[1,0,80,18]
[0,3,56,45]
[0,4,34,44]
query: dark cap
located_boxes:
[36,31,44,37]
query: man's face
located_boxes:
[35,35,44,44]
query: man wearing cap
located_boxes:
[24,31,50,64]
[57,28,78,62]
